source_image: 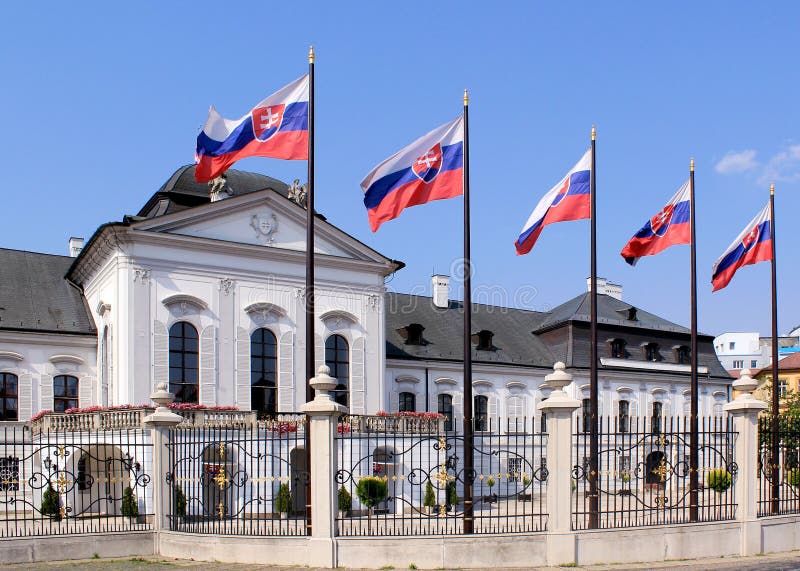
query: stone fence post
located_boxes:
[724,368,767,556]
[301,365,347,568]
[143,383,184,533]
[539,362,580,565]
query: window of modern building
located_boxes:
[251,328,277,417]
[399,391,415,412]
[618,399,630,433]
[732,359,744,369]
[53,375,79,412]
[651,401,663,434]
[582,398,591,433]
[729,342,736,350]
[751,360,758,368]
[0,373,18,421]
[437,394,453,431]
[169,322,199,404]
[610,339,627,359]
[325,335,349,407]
[474,395,489,431]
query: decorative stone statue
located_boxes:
[209,173,234,202]
[287,178,307,208]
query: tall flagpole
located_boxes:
[588,125,599,529]
[462,89,475,535]
[770,183,780,513]
[304,45,316,535]
[689,158,699,522]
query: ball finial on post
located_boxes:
[308,45,315,64]
[463,89,469,106]
[690,157,695,172]
[591,125,596,141]
[770,183,775,196]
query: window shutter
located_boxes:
[79,376,94,407]
[390,391,399,413]
[153,320,169,393]
[235,327,250,410]
[19,372,32,420]
[278,331,294,412]
[108,326,114,405]
[453,392,463,424]
[40,374,53,411]
[350,337,366,414]
[489,396,498,431]
[200,325,217,405]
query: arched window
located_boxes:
[169,322,199,404]
[618,400,630,433]
[53,375,78,412]
[325,335,349,407]
[474,395,489,431]
[399,392,415,412]
[251,328,277,417]
[0,373,18,421]
[438,394,453,431]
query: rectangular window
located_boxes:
[732,359,744,369]
[751,360,758,368]
[729,342,736,350]
[618,400,630,433]
[651,402,663,434]
[619,456,631,478]
[779,379,788,398]
[0,457,20,491]
[507,457,523,482]
[437,394,453,432]
[582,398,591,433]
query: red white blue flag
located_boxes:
[711,203,772,291]
[620,180,691,265]
[361,116,464,232]
[514,150,591,255]
[194,75,309,183]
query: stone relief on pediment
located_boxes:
[250,211,278,245]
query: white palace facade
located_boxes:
[0,166,733,427]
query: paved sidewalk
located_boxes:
[2,551,800,570]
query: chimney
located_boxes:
[586,277,623,300]
[69,237,84,258]
[432,275,450,308]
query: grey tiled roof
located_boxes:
[0,249,95,335]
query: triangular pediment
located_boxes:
[130,189,394,266]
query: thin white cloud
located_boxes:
[715,149,759,174]
[759,144,800,185]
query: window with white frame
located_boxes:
[507,457,523,482]
[732,359,744,369]
[0,457,20,491]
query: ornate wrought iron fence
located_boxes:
[572,416,736,530]
[0,422,153,537]
[758,415,800,516]
[165,414,308,535]
[335,415,547,536]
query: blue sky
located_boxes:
[1,2,798,337]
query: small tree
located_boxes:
[423,481,436,510]
[338,486,352,514]
[275,483,292,514]
[174,485,186,519]
[486,476,496,490]
[121,486,139,519]
[446,481,458,510]
[41,484,60,520]
[706,468,732,493]
[355,476,388,509]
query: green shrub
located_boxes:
[621,473,631,484]
[121,486,139,518]
[174,485,186,518]
[338,486,352,512]
[423,481,436,508]
[485,476,496,489]
[706,468,732,493]
[787,468,800,487]
[275,483,292,514]
[41,484,60,520]
[446,481,458,509]
[355,476,388,509]
[522,475,532,487]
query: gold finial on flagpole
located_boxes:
[770,183,775,196]
[690,157,695,172]
[308,45,315,64]
[463,89,469,106]
[591,125,596,141]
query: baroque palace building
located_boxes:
[0,165,732,426]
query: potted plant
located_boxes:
[485,476,497,504]
[518,475,532,502]
[355,476,388,520]
[423,481,436,514]
[618,472,632,496]
[338,486,352,518]
[174,485,187,522]
[275,483,292,519]
[706,468,732,493]
[121,486,139,522]
[446,481,459,512]
[41,484,61,521]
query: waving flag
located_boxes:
[620,180,691,265]
[514,150,591,255]
[194,75,309,183]
[361,116,464,232]
[711,203,772,291]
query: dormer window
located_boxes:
[475,330,494,351]
[643,342,661,362]
[610,338,627,359]
[627,307,638,321]
[675,345,691,365]
[402,323,426,346]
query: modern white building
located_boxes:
[713,331,800,372]
[0,165,733,426]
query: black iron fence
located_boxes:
[0,422,153,537]
[165,414,308,535]
[572,416,737,530]
[335,414,548,536]
[758,415,800,517]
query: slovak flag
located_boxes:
[711,203,772,292]
[194,75,309,183]
[361,116,464,232]
[620,180,691,265]
[514,150,591,255]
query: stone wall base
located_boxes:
[0,531,154,564]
